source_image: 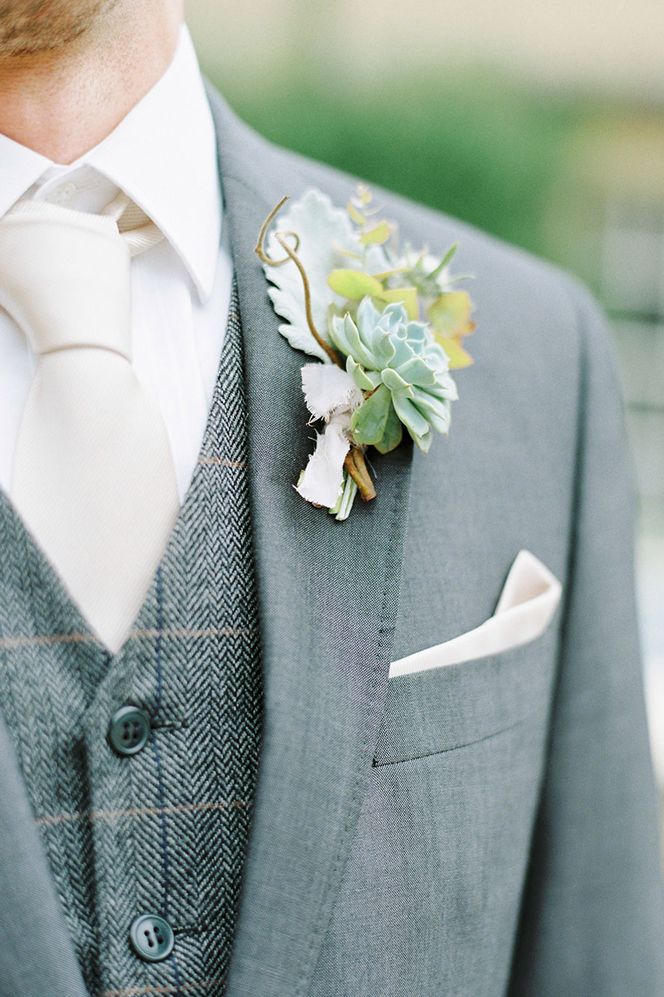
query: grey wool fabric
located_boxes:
[0,281,262,996]
[0,86,663,997]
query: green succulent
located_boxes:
[329,297,458,454]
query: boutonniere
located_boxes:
[255,185,476,521]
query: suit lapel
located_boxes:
[208,91,414,996]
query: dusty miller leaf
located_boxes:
[263,188,360,362]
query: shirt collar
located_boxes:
[0,138,52,219]
[0,25,221,302]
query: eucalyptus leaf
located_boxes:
[378,286,419,320]
[328,269,384,300]
[429,291,476,339]
[437,336,474,369]
[347,200,366,226]
[360,221,392,246]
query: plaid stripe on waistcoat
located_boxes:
[0,280,263,997]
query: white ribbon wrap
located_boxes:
[295,363,363,508]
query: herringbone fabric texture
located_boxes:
[0,280,263,996]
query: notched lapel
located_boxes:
[208,91,414,996]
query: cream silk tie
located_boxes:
[0,197,179,654]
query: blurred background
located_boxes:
[186,1,664,787]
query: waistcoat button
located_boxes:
[129,914,175,962]
[108,705,150,756]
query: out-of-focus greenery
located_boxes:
[210,65,587,260]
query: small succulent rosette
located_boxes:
[256,185,476,521]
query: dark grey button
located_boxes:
[129,914,174,962]
[108,705,150,756]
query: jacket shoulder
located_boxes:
[269,137,591,342]
[211,89,602,370]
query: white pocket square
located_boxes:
[389,549,562,679]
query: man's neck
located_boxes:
[0,1,182,165]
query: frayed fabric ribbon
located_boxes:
[295,363,362,507]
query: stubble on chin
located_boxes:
[0,0,121,57]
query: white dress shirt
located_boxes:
[0,26,233,503]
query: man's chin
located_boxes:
[0,0,120,58]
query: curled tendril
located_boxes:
[255,197,300,265]
[255,195,377,503]
[255,196,342,367]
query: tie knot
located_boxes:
[101,190,165,256]
[0,199,137,359]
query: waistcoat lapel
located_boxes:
[208,91,415,996]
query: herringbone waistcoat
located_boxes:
[0,282,262,997]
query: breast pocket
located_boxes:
[375,549,562,766]
[375,610,560,767]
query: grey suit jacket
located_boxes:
[1,87,663,997]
